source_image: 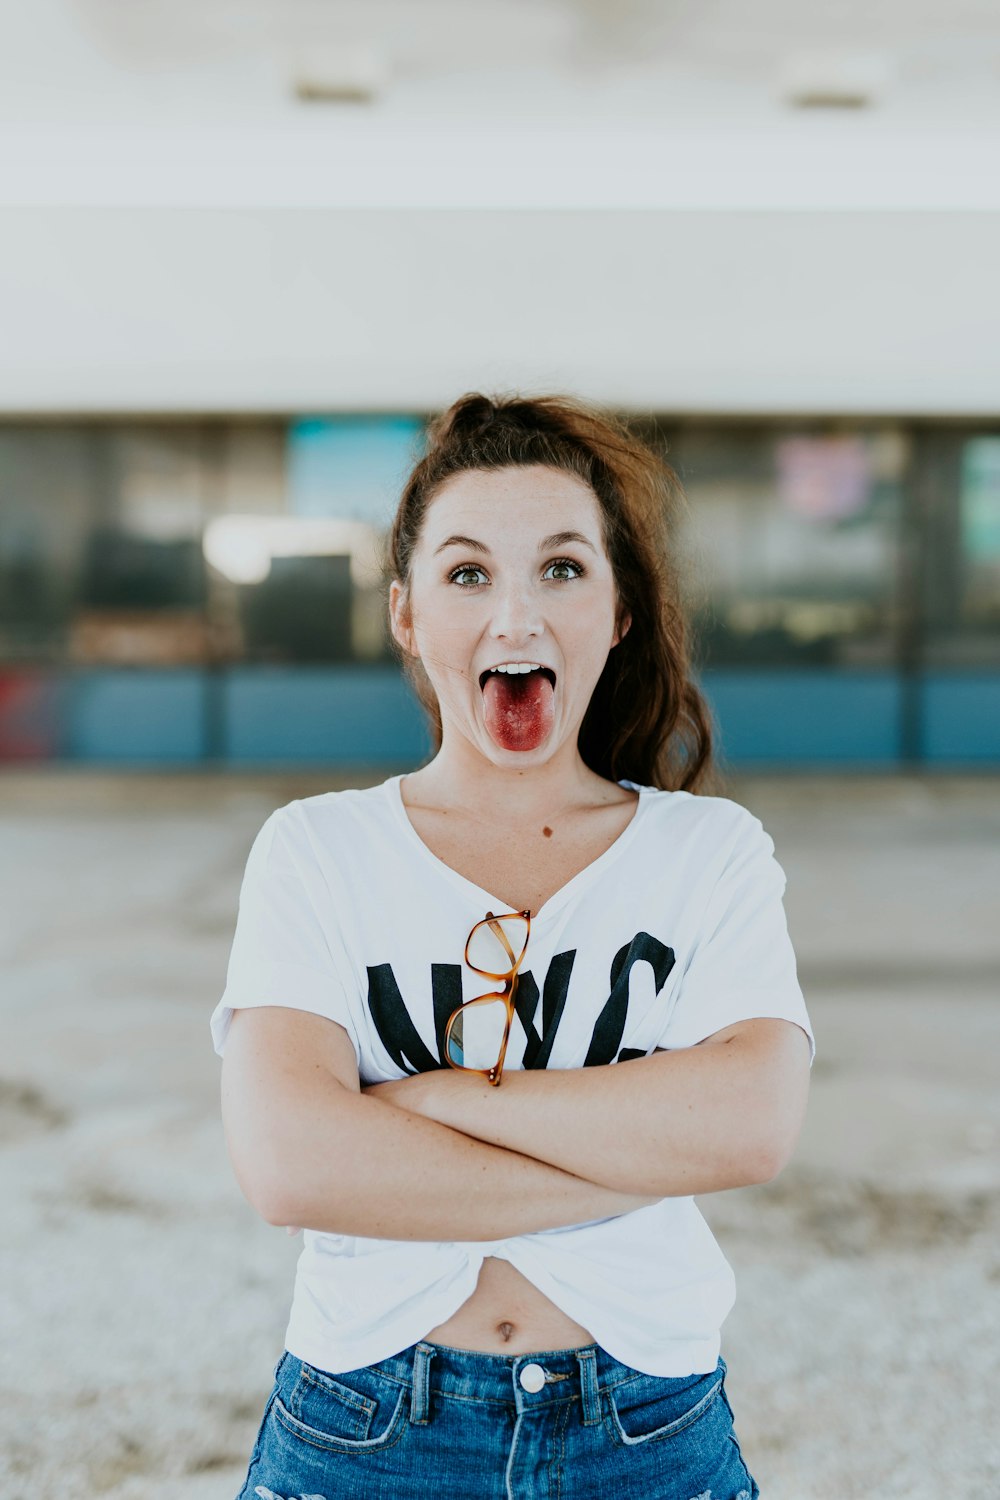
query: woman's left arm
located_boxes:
[365,1017,811,1198]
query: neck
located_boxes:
[402,739,629,823]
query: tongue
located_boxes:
[482,671,555,752]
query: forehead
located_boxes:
[421,465,603,540]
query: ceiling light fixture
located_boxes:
[290,43,386,106]
[779,51,893,110]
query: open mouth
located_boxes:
[478,666,557,691]
[479,665,557,750]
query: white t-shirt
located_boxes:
[210,773,814,1377]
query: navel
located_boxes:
[496,1320,515,1342]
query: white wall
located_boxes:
[1,206,998,415]
[3,1,999,417]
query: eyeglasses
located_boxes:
[444,908,532,1087]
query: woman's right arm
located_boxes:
[221,1006,659,1240]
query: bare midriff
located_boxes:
[421,1256,597,1353]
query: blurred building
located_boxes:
[1,2,998,769]
[1,414,996,769]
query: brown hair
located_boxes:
[384,391,720,794]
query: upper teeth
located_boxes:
[491,662,542,674]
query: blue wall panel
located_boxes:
[67,670,206,762]
[922,673,1000,762]
[28,666,1000,769]
[700,670,902,765]
[224,666,431,765]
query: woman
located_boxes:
[212,392,814,1500]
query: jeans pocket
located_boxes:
[271,1356,409,1454]
[236,1379,283,1500]
[605,1364,724,1447]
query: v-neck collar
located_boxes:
[385,772,650,924]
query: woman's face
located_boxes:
[389,464,630,765]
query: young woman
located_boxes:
[212,393,814,1500]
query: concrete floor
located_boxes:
[1,769,998,1498]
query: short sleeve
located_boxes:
[660,810,814,1062]
[209,807,362,1069]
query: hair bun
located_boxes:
[435,392,497,442]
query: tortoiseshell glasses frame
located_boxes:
[444,908,532,1087]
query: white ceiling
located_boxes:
[1,1,999,207]
[2,4,999,411]
[5,0,1000,123]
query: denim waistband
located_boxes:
[355,1339,677,1427]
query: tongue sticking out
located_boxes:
[482,670,555,752]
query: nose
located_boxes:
[488,578,544,645]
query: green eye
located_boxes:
[449,564,488,587]
[543,558,585,581]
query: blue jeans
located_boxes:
[236,1341,760,1500]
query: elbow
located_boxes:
[745,1126,800,1186]
[257,1184,297,1228]
[745,1143,788,1187]
[744,1052,811,1185]
[254,1143,361,1231]
[255,1158,313,1227]
[226,1140,305,1227]
[234,1166,295,1227]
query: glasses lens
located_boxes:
[467,913,529,976]
[446,999,509,1070]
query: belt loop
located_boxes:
[575,1347,602,1426]
[409,1342,437,1425]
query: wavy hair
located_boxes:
[383,391,719,794]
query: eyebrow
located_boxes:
[433,530,598,557]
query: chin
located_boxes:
[482,732,560,761]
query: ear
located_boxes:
[613,610,632,648]
[388,578,416,657]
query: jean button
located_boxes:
[519,1362,545,1393]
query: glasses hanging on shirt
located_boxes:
[444,909,531,1087]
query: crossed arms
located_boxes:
[366,1017,810,1197]
[221,1007,811,1242]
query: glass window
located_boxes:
[650,423,908,669]
[13,414,994,685]
[0,417,425,670]
[920,430,1000,668]
[0,426,96,665]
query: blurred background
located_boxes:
[1,0,999,770]
[1,3,998,1498]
